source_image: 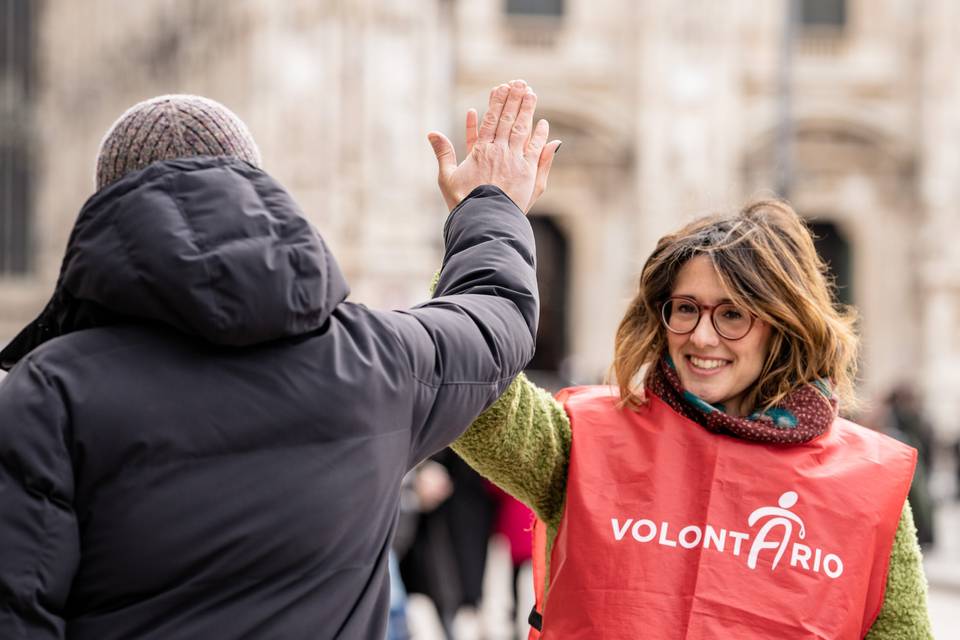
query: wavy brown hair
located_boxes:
[611,199,859,414]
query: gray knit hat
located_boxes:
[95,94,262,190]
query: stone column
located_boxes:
[634,0,749,257]
[245,0,449,310]
[918,0,960,436]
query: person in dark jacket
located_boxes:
[878,384,937,547]
[399,450,497,638]
[0,82,560,639]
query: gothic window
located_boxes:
[0,0,34,275]
[528,216,569,374]
[506,0,564,17]
[809,221,852,306]
[799,0,846,29]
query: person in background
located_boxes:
[399,451,496,639]
[954,438,960,499]
[876,384,937,547]
[449,196,932,638]
[0,80,559,639]
[390,461,454,640]
[386,551,412,640]
[488,481,536,640]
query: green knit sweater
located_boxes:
[453,373,934,639]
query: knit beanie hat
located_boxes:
[95,94,262,190]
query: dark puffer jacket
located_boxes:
[0,157,538,639]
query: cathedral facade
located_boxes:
[2,0,959,434]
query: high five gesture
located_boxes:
[429,79,561,213]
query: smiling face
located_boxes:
[665,255,772,416]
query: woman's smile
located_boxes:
[687,355,730,375]
[685,354,732,374]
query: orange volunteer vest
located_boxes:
[529,386,916,640]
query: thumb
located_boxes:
[530,139,562,209]
[427,132,457,178]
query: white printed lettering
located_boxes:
[606,490,845,582]
[728,531,749,556]
[612,518,633,541]
[632,519,656,543]
[658,521,678,547]
[703,525,726,552]
[790,543,811,570]
[748,519,793,571]
[823,553,843,578]
[679,525,703,549]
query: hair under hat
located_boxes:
[95,94,261,190]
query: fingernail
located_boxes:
[554,142,562,155]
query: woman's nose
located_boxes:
[689,311,720,348]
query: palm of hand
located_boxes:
[447,142,534,210]
[429,79,560,214]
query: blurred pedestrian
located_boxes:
[392,461,455,639]
[0,80,559,639]
[399,451,496,638]
[954,439,960,499]
[877,384,936,547]
[453,200,932,638]
[488,481,535,639]
[386,551,411,640]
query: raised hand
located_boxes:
[429,79,561,213]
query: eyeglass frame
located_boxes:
[659,296,757,341]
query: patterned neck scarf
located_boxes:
[644,355,837,445]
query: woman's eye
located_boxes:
[722,308,744,320]
[676,303,698,315]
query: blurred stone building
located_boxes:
[2,0,959,436]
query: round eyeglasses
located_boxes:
[660,296,756,341]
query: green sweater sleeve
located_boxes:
[451,372,571,528]
[865,500,933,639]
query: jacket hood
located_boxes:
[1,156,348,369]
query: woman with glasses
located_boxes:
[449,200,932,638]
